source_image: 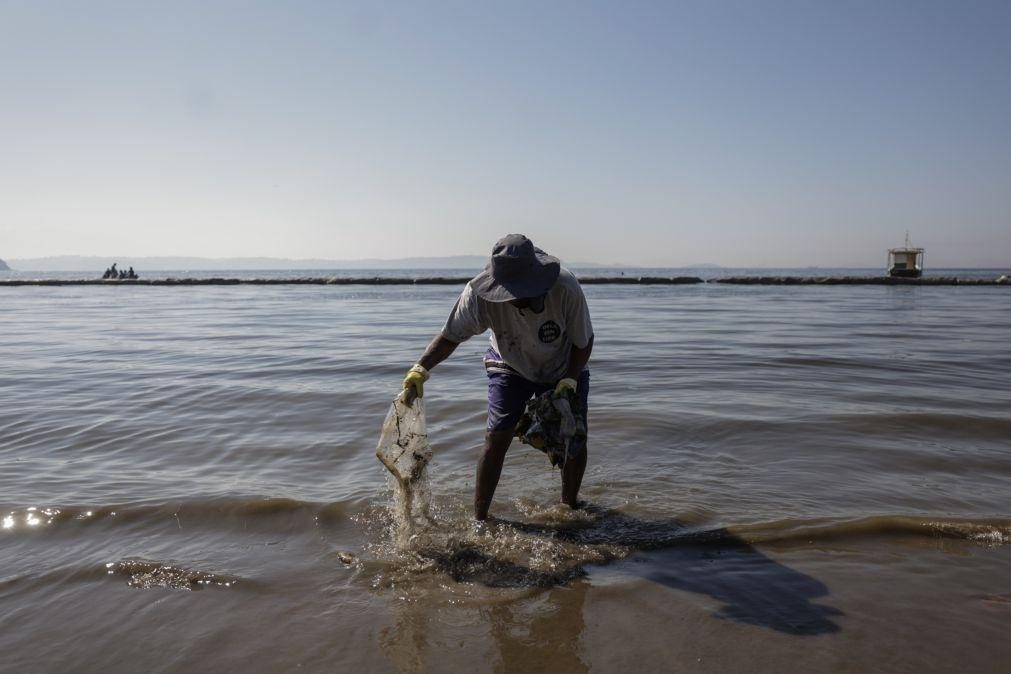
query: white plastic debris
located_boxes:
[376,394,432,487]
[376,393,434,538]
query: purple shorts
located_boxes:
[485,349,590,439]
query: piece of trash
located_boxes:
[376,393,433,538]
[376,394,432,486]
[515,389,587,467]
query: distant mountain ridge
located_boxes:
[7,255,611,272]
[0,258,9,271]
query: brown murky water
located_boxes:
[2,277,1009,672]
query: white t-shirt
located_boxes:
[441,268,593,384]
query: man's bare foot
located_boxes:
[471,515,508,535]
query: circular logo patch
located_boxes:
[538,320,561,343]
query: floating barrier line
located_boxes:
[0,276,1008,287]
[712,276,1009,286]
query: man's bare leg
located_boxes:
[475,430,513,520]
[561,446,587,508]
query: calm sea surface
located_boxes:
[2,272,1009,673]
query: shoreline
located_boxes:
[1,275,1009,287]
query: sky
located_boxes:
[2,1,1009,267]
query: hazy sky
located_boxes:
[2,1,1009,266]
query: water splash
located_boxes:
[360,498,1011,593]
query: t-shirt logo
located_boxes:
[538,320,561,343]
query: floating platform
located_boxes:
[0,275,1007,287]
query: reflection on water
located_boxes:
[378,570,590,673]
[483,581,590,674]
[379,600,427,674]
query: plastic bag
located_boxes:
[376,393,434,539]
[376,394,432,487]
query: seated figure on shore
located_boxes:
[102,263,118,280]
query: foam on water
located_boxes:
[106,559,243,590]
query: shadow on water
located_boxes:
[454,506,843,636]
[628,539,842,635]
[425,543,588,588]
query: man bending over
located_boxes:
[402,234,594,520]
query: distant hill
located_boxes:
[0,258,9,271]
[7,254,611,272]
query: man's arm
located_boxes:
[563,333,594,381]
[402,334,460,402]
[418,333,460,371]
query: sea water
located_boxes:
[1,275,1009,672]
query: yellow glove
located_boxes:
[402,364,430,400]
[554,377,577,395]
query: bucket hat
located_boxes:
[472,234,560,302]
